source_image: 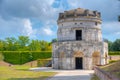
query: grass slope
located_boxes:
[101,60,120,79]
[91,74,100,80]
[0,65,56,80]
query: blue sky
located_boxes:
[0,0,120,42]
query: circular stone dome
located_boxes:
[58,8,101,24]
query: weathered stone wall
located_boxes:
[57,19,102,42]
[52,41,108,70]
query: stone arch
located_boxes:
[92,51,100,66]
[73,51,84,69]
[74,51,84,57]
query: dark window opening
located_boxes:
[95,22,98,26]
[76,30,82,40]
[75,23,77,25]
[80,23,83,25]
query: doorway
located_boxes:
[75,57,83,69]
[76,30,82,40]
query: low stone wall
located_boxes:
[109,55,120,60]
[94,67,119,80]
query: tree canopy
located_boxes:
[108,39,120,51]
[0,36,52,51]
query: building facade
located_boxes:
[52,8,108,70]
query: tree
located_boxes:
[28,40,41,51]
[40,40,49,51]
[108,40,113,51]
[0,40,4,51]
[52,38,57,43]
[112,39,120,51]
[18,36,30,50]
[5,37,16,51]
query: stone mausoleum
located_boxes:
[52,8,108,70]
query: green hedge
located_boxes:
[0,51,52,65]
[109,51,120,55]
[109,60,118,63]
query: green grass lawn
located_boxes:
[91,74,100,80]
[0,65,56,80]
[100,60,120,79]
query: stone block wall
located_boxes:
[52,41,108,70]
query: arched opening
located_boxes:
[74,51,84,69]
[92,51,100,66]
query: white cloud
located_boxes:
[40,22,55,36]
[0,0,58,39]
[43,28,54,36]
[0,17,37,39]
[67,0,82,9]
[0,0,58,22]
[102,21,120,35]
[102,21,120,41]
[22,19,36,37]
[116,32,120,35]
[0,0,120,41]
[0,16,23,38]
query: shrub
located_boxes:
[37,58,51,67]
[109,60,118,63]
[1,51,52,64]
[109,51,120,55]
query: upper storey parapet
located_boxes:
[58,8,101,23]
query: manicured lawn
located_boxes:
[0,65,56,80]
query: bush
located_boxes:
[109,51,120,55]
[0,51,52,64]
[109,60,118,63]
[37,58,51,67]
